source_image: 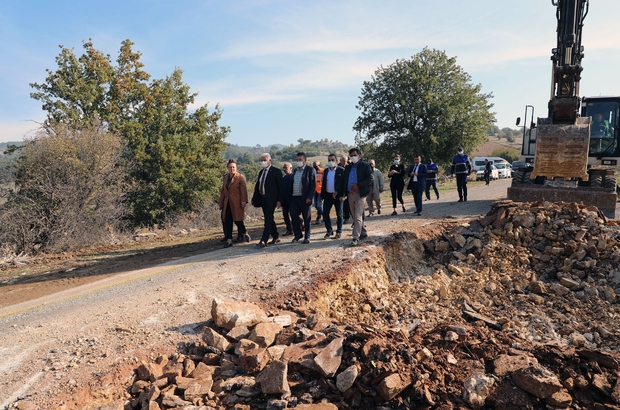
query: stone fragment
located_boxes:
[235,339,260,355]
[211,299,267,330]
[183,377,214,401]
[559,276,580,289]
[161,394,191,407]
[547,390,572,407]
[137,361,163,382]
[295,404,338,410]
[448,264,463,275]
[376,373,410,401]
[416,348,433,362]
[203,327,231,352]
[336,365,359,392]
[511,365,562,399]
[228,325,251,341]
[592,373,612,396]
[267,345,286,361]
[249,322,283,348]
[454,234,466,248]
[462,373,494,409]
[282,344,315,372]
[612,376,620,403]
[493,354,539,378]
[182,358,195,377]
[314,337,344,378]
[256,360,290,395]
[444,331,459,341]
[265,315,293,327]
[236,347,270,374]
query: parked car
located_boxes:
[495,162,511,178]
[510,161,529,178]
[476,164,499,181]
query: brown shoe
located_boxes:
[282,230,293,236]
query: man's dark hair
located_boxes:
[328,153,337,160]
[349,147,361,156]
[296,152,306,159]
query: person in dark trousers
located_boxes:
[321,153,345,239]
[251,153,283,247]
[219,159,250,248]
[312,161,324,224]
[388,154,406,215]
[425,158,440,200]
[338,147,373,246]
[281,162,294,235]
[484,158,492,185]
[289,152,316,244]
[339,155,351,223]
[408,155,427,216]
[451,146,472,202]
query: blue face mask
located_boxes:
[394,160,400,164]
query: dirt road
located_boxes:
[0,179,512,409]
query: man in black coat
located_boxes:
[289,152,316,244]
[252,153,283,247]
[281,162,294,235]
[321,153,345,239]
[338,147,373,246]
[408,155,427,216]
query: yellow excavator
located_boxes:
[508,0,619,218]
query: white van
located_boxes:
[472,157,511,178]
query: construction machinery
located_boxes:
[507,0,619,218]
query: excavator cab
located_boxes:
[582,97,620,158]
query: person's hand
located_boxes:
[241,202,246,208]
[276,201,281,209]
[306,198,312,204]
[332,192,338,199]
[350,184,359,194]
[340,196,346,202]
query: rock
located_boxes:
[183,377,214,401]
[444,331,459,341]
[336,364,359,392]
[511,365,562,399]
[137,361,163,382]
[313,337,344,378]
[256,360,290,395]
[462,373,494,409]
[592,373,612,396]
[416,348,433,362]
[211,299,267,330]
[236,347,270,374]
[448,264,464,275]
[493,354,539,378]
[203,327,231,352]
[265,314,293,327]
[282,344,315,372]
[611,376,620,403]
[249,322,283,348]
[295,404,339,410]
[547,390,572,407]
[161,394,191,407]
[376,373,411,401]
[228,325,251,341]
[235,338,261,355]
[559,276,580,289]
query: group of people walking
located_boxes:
[218,147,473,248]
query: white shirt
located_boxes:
[326,167,337,193]
[412,164,419,182]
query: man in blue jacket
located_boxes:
[451,147,472,202]
[338,148,373,246]
[408,155,427,216]
[321,153,345,239]
[425,158,440,201]
[289,152,316,244]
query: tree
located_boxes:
[0,122,129,253]
[30,40,229,227]
[353,48,495,167]
[491,148,520,163]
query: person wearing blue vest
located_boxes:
[450,147,472,202]
[425,158,440,201]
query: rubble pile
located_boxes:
[122,200,620,409]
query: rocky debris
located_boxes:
[124,295,620,409]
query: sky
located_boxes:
[1,0,620,148]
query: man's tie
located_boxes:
[260,169,267,195]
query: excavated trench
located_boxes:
[37,201,620,409]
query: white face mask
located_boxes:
[350,156,359,164]
[394,160,400,164]
[296,161,304,168]
[261,161,269,168]
[327,161,336,168]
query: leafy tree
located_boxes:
[353,48,495,167]
[30,40,229,227]
[0,122,129,253]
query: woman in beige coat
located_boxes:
[219,159,250,248]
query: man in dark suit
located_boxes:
[289,152,316,244]
[408,155,427,216]
[321,153,345,239]
[252,153,283,247]
[281,162,294,235]
[338,147,373,246]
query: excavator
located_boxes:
[507,0,619,218]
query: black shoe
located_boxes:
[292,237,302,243]
[219,238,227,243]
[458,198,463,202]
[359,234,368,240]
[377,209,381,215]
[402,207,406,213]
[256,241,266,247]
[324,232,333,239]
[302,238,310,244]
[416,212,422,216]
[391,211,397,216]
[343,218,349,224]
[283,230,293,236]
[464,197,467,202]
[436,196,440,200]
[314,217,321,225]
[245,233,251,242]
[268,237,281,244]
[224,242,234,248]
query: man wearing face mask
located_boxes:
[252,153,283,247]
[290,152,316,244]
[388,154,406,215]
[408,155,427,216]
[339,155,351,223]
[321,154,345,239]
[451,146,472,202]
[366,159,384,217]
[338,148,373,246]
[312,161,324,225]
[281,162,294,236]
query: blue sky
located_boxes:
[1,0,620,147]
